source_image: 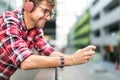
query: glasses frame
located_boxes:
[36,6,55,19]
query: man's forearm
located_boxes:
[20,45,96,70]
[20,54,73,70]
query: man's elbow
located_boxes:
[20,59,32,70]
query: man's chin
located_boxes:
[37,24,45,29]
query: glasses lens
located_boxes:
[50,13,55,19]
[37,6,55,19]
[44,10,55,19]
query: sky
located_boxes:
[57,0,89,16]
[56,0,89,27]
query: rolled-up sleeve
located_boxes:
[34,29,55,56]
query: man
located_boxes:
[0,0,96,80]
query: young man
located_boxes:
[0,0,96,80]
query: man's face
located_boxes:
[30,1,54,28]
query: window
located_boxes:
[104,0,120,13]
[92,0,99,6]
[104,22,119,36]
[94,30,100,37]
[92,13,100,20]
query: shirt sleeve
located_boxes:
[34,29,55,56]
[1,19,32,67]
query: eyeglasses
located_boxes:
[36,6,55,19]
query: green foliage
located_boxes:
[74,12,90,31]
[73,23,90,38]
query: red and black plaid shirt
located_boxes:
[0,9,55,80]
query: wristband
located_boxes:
[71,55,77,65]
[60,56,64,68]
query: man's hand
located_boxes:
[73,45,96,64]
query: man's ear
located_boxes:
[23,0,34,12]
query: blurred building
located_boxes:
[0,0,16,14]
[89,0,120,62]
[68,0,120,63]
[68,10,91,49]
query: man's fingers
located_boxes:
[84,53,94,62]
[84,51,95,56]
[83,45,96,51]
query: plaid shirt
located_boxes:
[0,9,55,80]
